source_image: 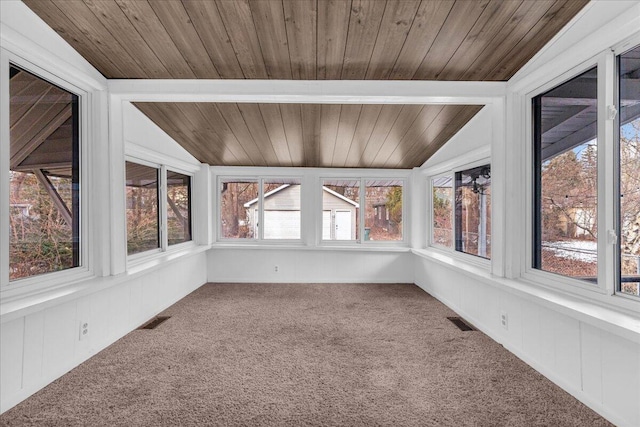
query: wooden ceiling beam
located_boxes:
[108,79,506,105]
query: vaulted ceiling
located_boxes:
[23,0,589,168]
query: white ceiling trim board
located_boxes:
[108,79,506,105]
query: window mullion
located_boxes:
[160,165,168,252]
[599,51,616,293]
[258,178,264,241]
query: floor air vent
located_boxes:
[138,316,171,330]
[447,317,474,331]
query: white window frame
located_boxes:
[216,175,304,244]
[165,168,194,249]
[426,157,492,269]
[523,54,610,296]
[125,157,163,261]
[125,155,197,266]
[428,173,454,250]
[0,49,94,295]
[320,177,408,247]
[613,33,640,300]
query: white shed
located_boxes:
[244,185,359,240]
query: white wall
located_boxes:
[1,252,207,413]
[208,248,413,284]
[414,256,640,427]
[1,1,209,414]
[413,3,640,426]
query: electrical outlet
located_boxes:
[274,265,279,273]
[79,320,89,341]
[500,311,508,330]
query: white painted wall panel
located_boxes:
[22,312,44,390]
[1,252,208,413]
[0,318,24,400]
[208,248,413,284]
[414,255,640,427]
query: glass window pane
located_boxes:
[619,45,640,297]
[167,171,191,245]
[220,179,258,239]
[364,180,403,241]
[455,165,491,259]
[533,67,598,283]
[322,179,360,241]
[126,162,159,255]
[9,66,80,281]
[432,176,453,247]
[263,178,301,240]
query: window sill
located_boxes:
[1,244,209,324]
[211,242,411,253]
[412,248,640,342]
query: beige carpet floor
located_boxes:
[1,283,611,426]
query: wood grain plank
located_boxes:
[193,103,253,165]
[436,0,522,80]
[341,0,387,79]
[283,0,317,80]
[82,0,171,78]
[370,104,424,167]
[279,104,305,165]
[215,104,273,166]
[461,0,554,80]
[365,0,420,79]
[394,105,483,168]
[301,104,321,166]
[258,104,293,166]
[332,104,363,167]
[382,104,445,167]
[236,104,284,165]
[344,104,383,167]
[216,0,269,79]
[23,0,125,77]
[319,105,342,167]
[147,0,220,78]
[115,0,196,78]
[413,0,490,80]
[52,0,147,77]
[357,104,404,167]
[249,0,292,79]
[182,0,245,78]
[317,0,351,79]
[134,103,219,163]
[388,0,454,80]
[487,0,589,81]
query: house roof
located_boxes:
[21,0,588,169]
[244,184,359,208]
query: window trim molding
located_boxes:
[124,157,162,259]
[425,156,492,270]
[1,49,95,295]
[523,53,611,295]
[166,169,194,248]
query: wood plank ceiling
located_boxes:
[24,0,589,168]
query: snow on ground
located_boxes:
[542,240,597,263]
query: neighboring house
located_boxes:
[244,185,359,240]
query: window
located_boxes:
[219,177,302,241]
[533,67,598,283]
[364,180,403,241]
[432,176,454,248]
[322,179,360,241]
[455,165,491,259]
[262,178,301,240]
[9,65,80,281]
[167,171,192,245]
[126,162,160,255]
[220,179,258,239]
[618,44,640,297]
